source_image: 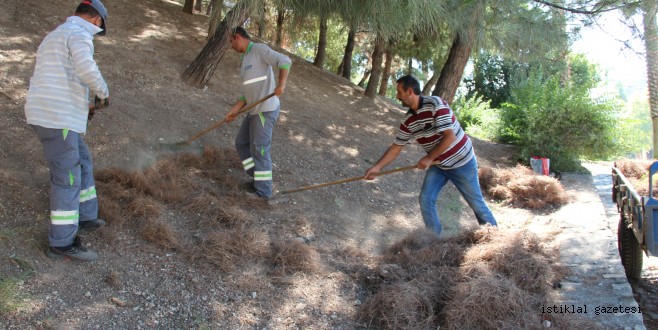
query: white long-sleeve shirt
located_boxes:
[25,16,109,134]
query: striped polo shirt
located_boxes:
[394,95,474,169]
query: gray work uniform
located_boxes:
[31,126,98,247]
[235,42,291,198]
[24,16,107,247]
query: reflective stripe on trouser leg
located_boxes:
[242,157,255,171]
[254,170,272,181]
[31,125,82,247]
[249,107,279,198]
[78,136,98,222]
[236,114,255,177]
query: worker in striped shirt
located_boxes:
[365,75,497,236]
[25,0,110,261]
[225,26,291,200]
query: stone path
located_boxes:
[539,163,641,329]
[533,162,658,329]
[586,162,658,329]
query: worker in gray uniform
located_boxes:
[225,26,291,199]
[25,0,110,261]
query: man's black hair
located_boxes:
[231,26,251,40]
[75,4,101,19]
[396,75,422,95]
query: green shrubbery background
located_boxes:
[454,53,644,172]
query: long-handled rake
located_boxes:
[269,163,435,202]
[159,93,275,152]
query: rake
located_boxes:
[270,162,436,202]
[159,93,275,152]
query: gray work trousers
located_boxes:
[31,125,98,247]
[235,108,279,198]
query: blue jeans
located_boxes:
[419,157,497,236]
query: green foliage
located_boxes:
[286,15,319,62]
[567,53,600,90]
[285,16,351,74]
[452,94,501,141]
[499,69,622,171]
[464,53,600,110]
[616,95,653,156]
[464,53,519,108]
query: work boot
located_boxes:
[79,218,106,231]
[244,191,267,200]
[46,236,98,262]
[244,191,289,205]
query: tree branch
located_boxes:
[534,0,642,15]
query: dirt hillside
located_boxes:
[0,0,585,329]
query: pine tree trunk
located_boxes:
[364,36,386,97]
[194,0,203,12]
[206,0,215,15]
[182,0,194,14]
[313,15,328,68]
[407,57,413,75]
[378,41,393,96]
[207,0,224,39]
[358,70,370,87]
[337,61,344,76]
[276,7,285,47]
[182,0,251,88]
[421,60,429,77]
[257,3,266,38]
[340,27,356,80]
[431,33,472,104]
[422,61,441,95]
[644,0,658,156]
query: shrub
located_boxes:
[499,72,621,172]
[452,95,502,141]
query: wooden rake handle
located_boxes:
[278,163,428,195]
[185,93,276,144]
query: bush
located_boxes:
[499,72,621,172]
[452,95,502,141]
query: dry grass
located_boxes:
[139,218,182,250]
[183,192,222,216]
[387,229,440,253]
[442,273,541,329]
[384,231,466,270]
[462,230,559,294]
[358,282,437,330]
[615,159,653,180]
[269,240,321,275]
[189,226,270,272]
[358,265,459,330]
[94,146,269,253]
[616,159,658,196]
[105,270,121,288]
[128,195,164,220]
[479,165,569,209]
[227,265,271,292]
[357,228,573,329]
[358,230,470,329]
